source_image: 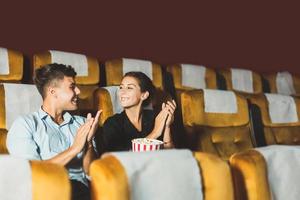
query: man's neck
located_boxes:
[42,103,64,125]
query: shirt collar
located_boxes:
[38,107,73,125]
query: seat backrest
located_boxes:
[0,155,70,200]
[181,89,254,160]
[166,64,217,90]
[229,150,271,200]
[90,150,234,200]
[263,71,300,96]
[105,58,163,89]
[0,47,23,83]
[94,86,123,126]
[0,83,42,153]
[249,93,300,145]
[166,64,218,105]
[33,50,100,113]
[219,68,263,95]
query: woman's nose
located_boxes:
[75,86,81,95]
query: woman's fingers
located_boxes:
[166,100,176,110]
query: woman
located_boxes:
[102,71,176,152]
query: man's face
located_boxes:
[52,76,80,111]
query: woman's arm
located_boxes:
[147,100,177,149]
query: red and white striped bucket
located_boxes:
[131,138,164,152]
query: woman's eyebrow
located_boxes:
[127,83,137,87]
[120,83,137,87]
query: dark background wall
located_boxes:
[1,1,299,75]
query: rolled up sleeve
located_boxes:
[6,117,41,160]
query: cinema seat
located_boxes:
[89,151,234,200]
[0,83,42,153]
[166,64,218,105]
[181,89,255,160]
[263,71,300,96]
[0,47,23,83]
[248,93,300,146]
[218,68,263,97]
[93,86,123,126]
[105,58,163,89]
[230,150,271,200]
[0,155,70,200]
[33,50,100,115]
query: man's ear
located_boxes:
[141,91,149,100]
[48,86,57,98]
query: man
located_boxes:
[7,63,101,200]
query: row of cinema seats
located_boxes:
[1,47,300,156]
[1,74,300,160]
[1,47,300,97]
[1,146,298,200]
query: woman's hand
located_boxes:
[163,100,176,127]
[86,110,102,143]
[149,100,176,139]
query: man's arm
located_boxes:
[7,116,94,166]
[44,118,94,166]
[82,111,101,174]
[7,117,42,160]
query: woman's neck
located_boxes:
[125,106,143,131]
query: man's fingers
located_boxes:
[87,113,92,120]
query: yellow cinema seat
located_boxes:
[263,71,300,96]
[0,83,42,153]
[105,58,163,89]
[230,150,271,200]
[181,89,255,160]
[166,64,218,105]
[219,68,263,97]
[0,156,71,200]
[93,86,122,126]
[90,151,234,200]
[33,50,100,114]
[0,47,23,83]
[248,94,300,146]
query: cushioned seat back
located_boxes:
[0,47,23,83]
[94,86,123,126]
[264,72,300,96]
[166,64,218,107]
[0,156,70,200]
[33,50,100,113]
[219,68,263,96]
[166,64,217,90]
[181,89,254,160]
[105,58,163,89]
[0,83,42,153]
[230,150,271,200]
[249,94,300,145]
[89,151,234,200]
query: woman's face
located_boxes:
[119,76,146,108]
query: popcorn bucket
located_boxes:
[131,138,164,152]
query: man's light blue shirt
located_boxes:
[6,108,91,185]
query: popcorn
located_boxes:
[131,138,164,152]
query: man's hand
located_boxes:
[71,118,94,154]
[86,110,102,143]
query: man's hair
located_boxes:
[34,63,77,98]
[123,71,156,106]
